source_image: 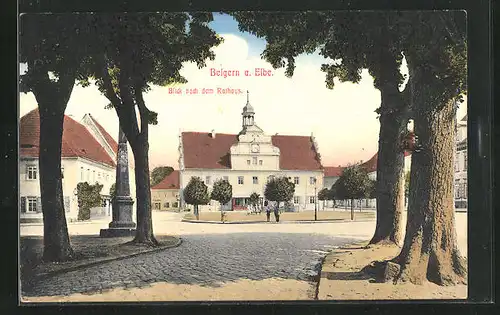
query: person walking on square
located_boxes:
[264,200,271,222]
[274,202,280,223]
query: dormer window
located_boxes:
[252,157,258,165]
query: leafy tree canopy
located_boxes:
[231,11,466,112]
[151,166,174,187]
[183,176,210,206]
[211,179,233,205]
[249,192,260,206]
[84,12,223,144]
[336,164,372,200]
[264,176,295,203]
[318,188,330,201]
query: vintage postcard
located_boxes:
[19,11,470,302]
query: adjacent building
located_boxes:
[19,109,136,223]
[178,93,324,212]
[151,170,181,211]
[454,114,467,209]
[322,151,412,209]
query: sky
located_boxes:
[19,12,467,169]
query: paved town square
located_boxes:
[21,211,467,300]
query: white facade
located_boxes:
[179,95,323,212]
[19,113,136,223]
[180,169,323,212]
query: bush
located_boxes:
[77,182,103,221]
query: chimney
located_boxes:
[211,129,216,138]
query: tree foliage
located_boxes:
[151,166,174,187]
[83,12,222,243]
[264,176,295,209]
[318,188,330,201]
[337,164,372,201]
[211,179,233,207]
[367,179,378,199]
[249,192,260,206]
[109,183,116,200]
[184,176,210,219]
[76,182,103,221]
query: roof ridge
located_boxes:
[87,114,118,153]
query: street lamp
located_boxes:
[314,178,317,221]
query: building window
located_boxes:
[464,152,467,171]
[253,176,258,184]
[27,197,38,212]
[238,176,244,185]
[455,153,459,171]
[310,177,316,185]
[164,202,170,208]
[154,202,161,210]
[173,202,179,208]
[294,177,300,185]
[206,176,211,185]
[98,172,101,180]
[247,160,251,165]
[27,165,37,180]
[81,167,84,180]
[223,176,229,182]
[92,170,95,182]
[87,169,90,181]
[293,196,300,204]
[252,157,258,165]
[259,160,263,165]
[454,179,460,199]
[61,167,64,179]
[309,196,316,204]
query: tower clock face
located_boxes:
[251,143,260,153]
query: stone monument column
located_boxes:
[100,127,136,237]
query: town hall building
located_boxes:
[178,93,324,212]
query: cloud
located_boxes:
[19,33,466,169]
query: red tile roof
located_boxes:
[151,170,180,189]
[88,114,118,155]
[361,153,378,173]
[361,151,412,173]
[20,109,116,167]
[181,132,323,170]
[323,166,344,177]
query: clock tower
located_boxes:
[231,92,280,171]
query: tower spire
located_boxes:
[247,90,249,103]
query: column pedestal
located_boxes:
[100,127,136,238]
[100,196,136,237]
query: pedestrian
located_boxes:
[274,202,280,223]
[264,200,271,222]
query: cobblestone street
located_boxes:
[23,231,357,297]
[20,211,467,300]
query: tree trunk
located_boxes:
[38,104,74,261]
[195,205,199,220]
[369,83,407,246]
[391,66,466,285]
[131,132,158,246]
[350,199,354,220]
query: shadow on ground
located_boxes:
[21,232,359,297]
